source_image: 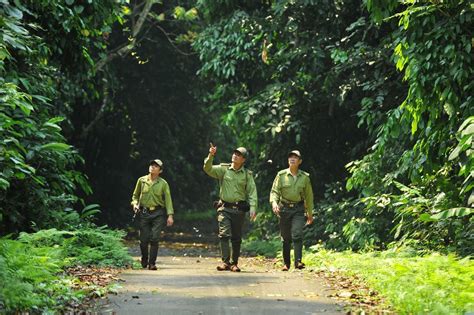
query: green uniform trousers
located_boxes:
[139,208,166,266]
[279,204,305,267]
[217,207,245,265]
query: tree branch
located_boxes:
[94,0,155,72]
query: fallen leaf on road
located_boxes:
[338,291,355,298]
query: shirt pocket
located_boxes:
[141,182,151,194]
[237,174,247,188]
[295,181,306,196]
[151,184,162,197]
[280,179,292,194]
[223,174,234,185]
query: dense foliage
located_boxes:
[1,0,472,312]
[1,0,472,282]
[192,0,473,254]
[0,227,131,312]
[348,0,473,253]
[0,0,127,233]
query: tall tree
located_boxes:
[0,0,126,233]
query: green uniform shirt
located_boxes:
[131,175,174,215]
[203,155,258,212]
[270,169,314,216]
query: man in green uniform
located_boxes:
[204,144,258,272]
[131,159,174,270]
[270,150,314,271]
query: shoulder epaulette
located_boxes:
[277,169,287,175]
[301,171,310,177]
[246,169,253,175]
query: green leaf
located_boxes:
[431,207,473,220]
[46,117,66,125]
[0,178,10,190]
[449,146,461,161]
[82,47,94,66]
[74,5,84,14]
[4,5,23,19]
[17,100,34,115]
[40,143,71,151]
[418,213,435,222]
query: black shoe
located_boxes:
[148,264,157,270]
[295,262,305,269]
[230,264,241,272]
[281,265,289,271]
[216,263,231,271]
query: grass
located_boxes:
[242,238,473,313]
[242,237,281,257]
[304,247,474,314]
[0,227,132,313]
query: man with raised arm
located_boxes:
[204,144,257,272]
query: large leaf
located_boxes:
[40,143,71,151]
[0,178,10,190]
[430,207,473,220]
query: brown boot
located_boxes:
[216,263,231,271]
[148,264,157,270]
[281,265,289,271]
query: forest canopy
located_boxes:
[1,0,472,254]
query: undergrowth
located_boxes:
[0,227,132,313]
[304,247,473,314]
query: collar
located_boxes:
[147,175,160,183]
[284,168,301,176]
[229,164,245,172]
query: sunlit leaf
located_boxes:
[40,143,71,151]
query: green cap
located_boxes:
[288,150,301,158]
[234,147,248,158]
[149,159,163,168]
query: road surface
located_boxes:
[99,236,344,315]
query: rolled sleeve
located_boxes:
[164,183,174,215]
[269,175,281,204]
[246,173,258,212]
[131,178,142,206]
[304,177,314,217]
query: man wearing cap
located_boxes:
[131,159,174,270]
[270,150,314,271]
[203,144,258,272]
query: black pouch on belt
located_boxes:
[237,201,250,212]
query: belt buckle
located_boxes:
[288,203,295,208]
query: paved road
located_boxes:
[99,238,344,315]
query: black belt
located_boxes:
[222,201,244,209]
[281,201,304,208]
[140,206,164,213]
